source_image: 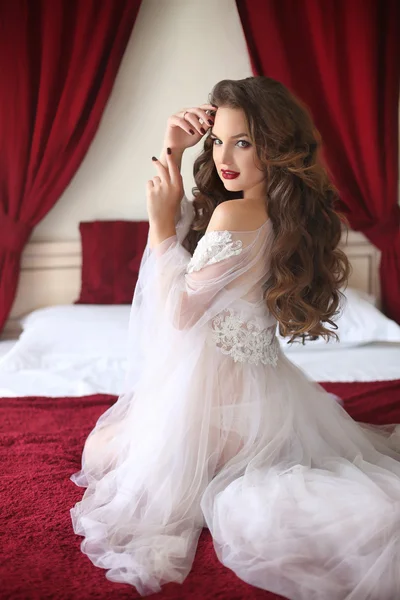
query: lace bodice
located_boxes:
[210,309,279,367]
[186,229,279,367]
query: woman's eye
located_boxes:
[212,139,250,148]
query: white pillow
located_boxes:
[0,305,131,396]
[6,286,400,364]
[18,304,131,359]
[279,287,400,352]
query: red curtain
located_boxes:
[236,0,400,322]
[0,0,142,334]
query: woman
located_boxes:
[70,76,400,599]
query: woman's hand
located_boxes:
[146,148,184,246]
[162,104,217,153]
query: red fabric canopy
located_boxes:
[236,0,400,322]
[0,0,142,334]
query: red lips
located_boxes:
[222,170,240,180]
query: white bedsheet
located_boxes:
[0,351,126,397]
[0,339,399,397]
[288,343,400,383]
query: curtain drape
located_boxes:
[236,0,400,322]
[0,0,142,334]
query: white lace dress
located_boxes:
[70,196,400,599]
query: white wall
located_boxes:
[33,0,252,242]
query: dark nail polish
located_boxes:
[200,127,206,134]
[207,119,214,125]
[152,156,157,161]
[167,147,171,155]
[189,129,195,135]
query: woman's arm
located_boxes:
[153,199,270,331]
[148,104,215,248]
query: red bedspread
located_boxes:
[2,379,400,600]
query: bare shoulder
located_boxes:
[207,199,268,233]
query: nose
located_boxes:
[219,145,234,167]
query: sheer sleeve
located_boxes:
[153,225,271,330]
[122,203,273,392]
[174,194,195,243]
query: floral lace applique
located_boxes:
[186,231,243,274]
[210,308,279,367]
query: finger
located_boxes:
[178,104,216,119]
[179,110,208,136]
[184,112,206,136]
[165,147,181,185]
[190,107,216,127]
[152,176,162,185]
[151,156,169,183]
[185,107,215,132]
[199,103,218,111]
[169,115,199,137]
[184,105,217,118]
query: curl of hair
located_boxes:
[182,76,351,344]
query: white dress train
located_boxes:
[70,195,400,599]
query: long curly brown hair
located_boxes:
[182,76,351,343]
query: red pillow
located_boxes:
[75,219,149,304]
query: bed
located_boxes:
[2,227,400,599]
[1,227,399,394]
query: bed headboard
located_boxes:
[1,229,381,340]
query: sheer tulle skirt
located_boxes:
[70,344,400,599]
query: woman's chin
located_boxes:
[222,179,241,189]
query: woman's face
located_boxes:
[210,106,266,199]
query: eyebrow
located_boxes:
[210,131,249,139]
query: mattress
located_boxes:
[0,339,399,397]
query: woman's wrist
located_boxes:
[149,220,177,249]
